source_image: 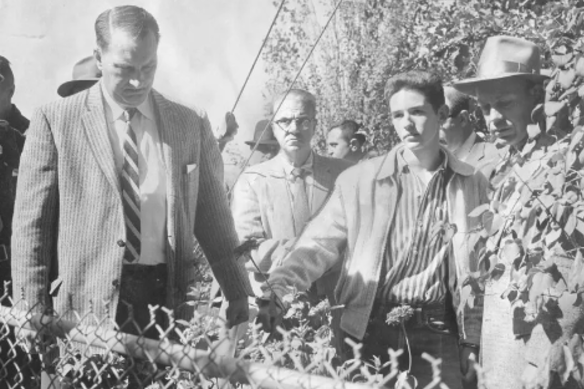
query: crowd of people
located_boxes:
[0,4,582,389]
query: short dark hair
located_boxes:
[444,86,471,117]
[95,5,160,51]
[0,56,14,86]
[272,89,317,117]
[385,70,445,112]
[329,119,360,142]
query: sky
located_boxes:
[0,0,276,155]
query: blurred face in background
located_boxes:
[326,127,351,158]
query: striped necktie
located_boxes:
[120,108,140,263]
[290,167,310,235]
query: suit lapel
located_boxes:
[81,84,120,194]
[151,91,178,245]
[265,158,297,236]
[311,155,334,214]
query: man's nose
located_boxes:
[488,107,504,123]
[129,78,142,88]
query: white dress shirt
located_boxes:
[101,83,167,265]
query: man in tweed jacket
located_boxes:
[11,5,250,335]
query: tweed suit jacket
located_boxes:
[11,83,251,324]
[231,153,353,296]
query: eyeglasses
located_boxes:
[274,117,313,130]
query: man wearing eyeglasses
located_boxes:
[440,86,503,179]
[228,89,352,342]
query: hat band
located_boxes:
[479,60,537,79]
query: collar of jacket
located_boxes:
[7,104,29,134]
[375,144,474,181]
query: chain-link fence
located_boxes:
[0,288,460,389]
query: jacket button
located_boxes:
[112,279,119,288]
[117,240,126,247]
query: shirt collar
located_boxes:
[396,147,448,175]
[100,81,155,122]
[280,151,314,176]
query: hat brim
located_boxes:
[452,73,549,96]
[57,79,99,97]
[245,140,279,147]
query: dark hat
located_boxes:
[57,56,102,97]
[453,36,549,95]
[245,119,279,146]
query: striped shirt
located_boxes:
[377,151,451,305]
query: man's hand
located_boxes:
[255,297,284,333]
[460,345,479,389]
[225,297,249,329]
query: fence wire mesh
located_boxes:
[0,283,457,389]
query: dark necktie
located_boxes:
[290,167,310,235]
[120,108,140,262]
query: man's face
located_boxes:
[96,29,158,108]
[390,88,444,151]
[476,78,536,147]
[326,127,351,158]
[440,112,460,146]
[272,96,316,155]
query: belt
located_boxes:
[371,300,457,334]
[121,263,167,280]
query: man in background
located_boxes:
[0,55,39,389]
[244,118,280,166]
[453,35,584,388]
[326,119,367,163]
[0,56,28,135]
[57,55,102,98]
[440,86,502,178]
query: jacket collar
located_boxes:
[375,144,474,181]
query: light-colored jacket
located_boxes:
[267,145,489,343]
[231,153,352,296]
[11,83,251,324]
[463,135,506,179]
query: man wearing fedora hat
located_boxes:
[454,35,584,387]
[244,118,279,166]
[57,55,102,98]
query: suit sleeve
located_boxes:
[193,112,252,300]
[11,108,58,313]
[266,183,348,303]
[230,172,291,274]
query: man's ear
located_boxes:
[437,104,449,123]
[349,138,361,152]
[457,109,470,125]
[94,49,103,70]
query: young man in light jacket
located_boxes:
[257,71,488,389]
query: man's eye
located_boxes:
[276,119,291,126]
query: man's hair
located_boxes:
[272,89,317,117]
[95,5,160,51]
[385,70,444,112]
[329,119,361,143]
[0,56,14,86]
[444,86,471,118]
